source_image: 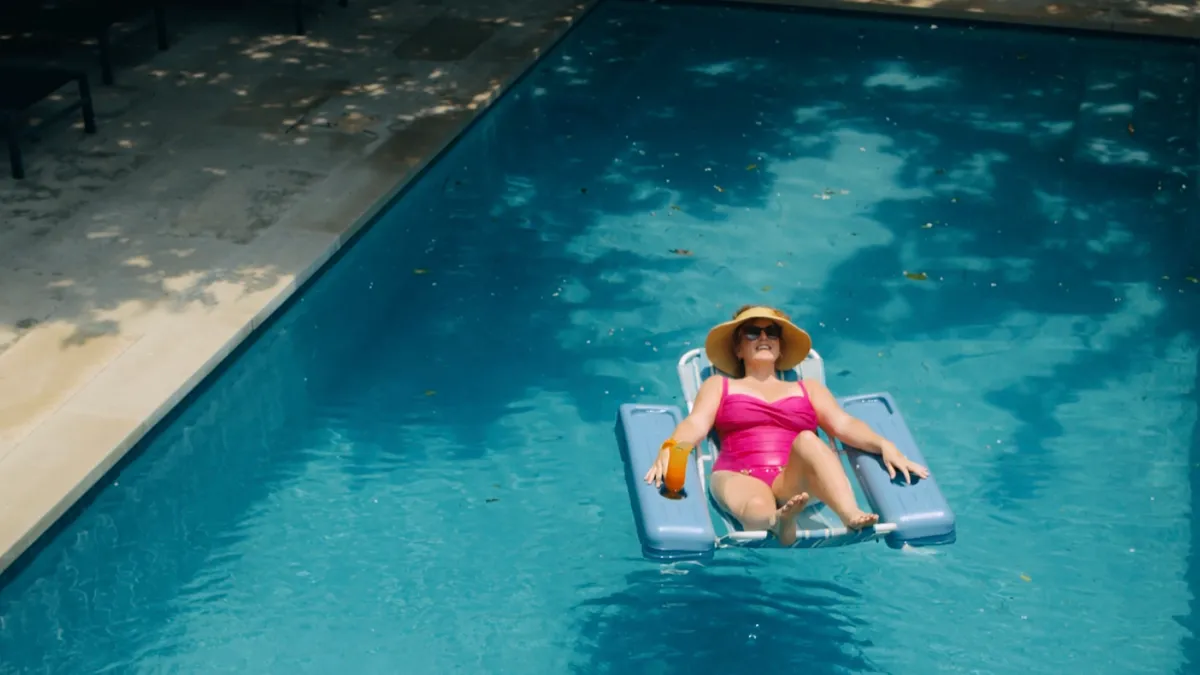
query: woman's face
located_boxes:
[735,318,782,368]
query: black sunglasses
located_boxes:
[740,324,782,341]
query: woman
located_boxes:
[644,305,929,547]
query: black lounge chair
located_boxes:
[0,0,169,86]
[293,0,349,36]
[0,64,97,179]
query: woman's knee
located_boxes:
[714,475,776,518]
[789,431,839,468]
[740,494,776,518]
[790,430,826,457]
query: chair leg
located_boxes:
[98,28,114,85]
[154,2,169,51]
[295,0,305,35]
[78,75,97,134]
[6,125,24,180]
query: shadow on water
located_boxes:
[570,560,878,675]
[801,34,1200,509]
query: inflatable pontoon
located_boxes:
[615,347,956,562]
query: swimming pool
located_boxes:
[2,0,1198,672]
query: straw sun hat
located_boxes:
[704,305,812,376]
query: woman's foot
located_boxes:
[841,510,880,531]
[770,492,810,547]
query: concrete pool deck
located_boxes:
[0,0,1197,575]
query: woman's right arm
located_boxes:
[669,375,723,445]
[643,376,724,486]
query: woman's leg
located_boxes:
[710,470,809,547]
[773,431,879,530]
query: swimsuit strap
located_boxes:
[797,379,808,397]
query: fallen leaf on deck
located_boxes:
[905,271,929,281]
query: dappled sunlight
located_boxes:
[1127,0,1196,18]
[1078,137,1155,166]
[864,61,957,91]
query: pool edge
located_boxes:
[686,0,1200,40]
[0,0,605,581]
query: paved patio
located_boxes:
[0,0,1197,574]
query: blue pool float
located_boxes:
[615,347,956,562]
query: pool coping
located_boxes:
[1,0,1197,581]
[712,0,1200,39]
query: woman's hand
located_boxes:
[643,447,671,488]
[881,441,929,484]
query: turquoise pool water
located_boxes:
[3,1,1199,672]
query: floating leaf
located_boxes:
[670,204,681,210]
[1127,123,1135,135]
[424,389,437,396]
[670,248,693,256]
[714,185,725,192]
[1187,276,1198,283]
[486,498,499,503]
[905,271,929,281]
[761,285,772,292]
[1020,574,1032,582]
[922,222,933,229]
[413,268,428,275]
[580,187,588,194]
[746,163,757,170]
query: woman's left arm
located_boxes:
[804,379,929,483]
[804,379,889,454]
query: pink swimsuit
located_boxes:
[711,376,820,486]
